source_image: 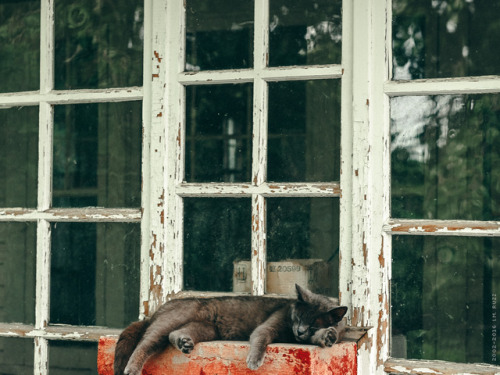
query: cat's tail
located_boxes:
[114,319,150,375]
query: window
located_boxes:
[0,0,143,373]
[387,0,500,372]
[1,0,499,374]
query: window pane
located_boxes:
[54,0,143,89]
[391,95,500,220]
[185,0,253,71]
[269,0,341,67]
[53,102,142,208]
[0,337,33,374]
[267,198,339,297]
[49,341,97,375]
[268,80,340,182]
[185,84,252,183]
[0,107,38,208]
[393,1,500,79]
[184,198,251,292]
[0,1,40,93]
[0,223,36,324]
[50,223,140,327]
[392,236,499,365]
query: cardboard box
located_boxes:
[233,259,333,295]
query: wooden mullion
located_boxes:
[385,219,500,237]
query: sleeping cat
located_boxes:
[114,284,347,374]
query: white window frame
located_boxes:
[2,1,500,374]
[0,0,144,374]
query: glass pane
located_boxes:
[392,236,500,364]
[185,0,253,71]
[0,223,36,324]
[53,102,142,208]
[393,1,500,79]
[50,223,140,327]
[0,1,40,93]
[0,107,38,208]
[268,80,340,182]
[184,198,251,292]
[267,198,339,297]
[391,94,500,220]
[0,338,33,374]
[49,341,97,375]
[269,0,342,67]
[54,0,143,89]
[185,84,252,183]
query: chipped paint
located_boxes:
[385,219,500,237]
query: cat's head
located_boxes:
[291,284,348,343]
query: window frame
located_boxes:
[0,0,145,373]
[1,0,499,374]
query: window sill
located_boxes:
[98,328,367,375]
[385,358,500,375]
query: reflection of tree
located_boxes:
[393,0,500,79]
[391,93,500,363]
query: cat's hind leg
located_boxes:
[169,322,218,354]
[124,300,204,375]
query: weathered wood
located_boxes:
[385,358,500,375]
[385,219,500,237]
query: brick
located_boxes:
[98,336,358,375]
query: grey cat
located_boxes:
[114,284,348,374]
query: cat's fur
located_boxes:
[114,284,347,374]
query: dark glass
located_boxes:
[50,223,140,327]
[185,84,252,183]
[392,236,500,364]
[53,102,142,208]
[269,0,341,67]
[0,1,40,93]
[0,223,36,324]
[184,198,251,292]
[391,94,500,220]
[0,107,38,208]
[267,198,339,297]
[55,0,143,89]
[49,341,97,375]
[268,80,341,182]
[0,338,33,374]
[393,0,500,79]
[185,0,253,71]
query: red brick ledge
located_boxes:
[98,336,359,375]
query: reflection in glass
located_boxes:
[184,198,251,292]
[50,223,140,328]
[0,223,36,324]
[268,80,340,182]
[185,84,252,183]
[0,1,40,93]
[0,107,38,208]
[186,0,253,71]
[0,338,33,374]
[269,0,341,67]
[267,198,339,297]
[391,94,500,220]
[55,0,143,89]
[392,236,499,364]
[49,341,97,375]
[393,0,500,79]
[53,102,142,208]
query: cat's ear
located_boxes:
[329,306,348,323]
[295,284,313,303]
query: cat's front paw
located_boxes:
[123,363,141,375]
[246,350,265,370]
[315,327,338,347]
[176,336,195,354]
